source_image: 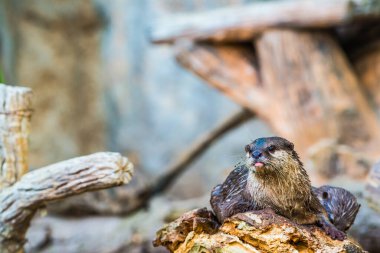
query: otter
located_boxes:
[210,137,352,240]
[313,185,360,232]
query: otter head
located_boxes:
[314,185,361,232]
[245,137,299,176]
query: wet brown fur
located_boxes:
[210,137,347,240]
[313,185,360,231]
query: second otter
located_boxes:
[210,137,353,240]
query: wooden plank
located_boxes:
[151,0,380,43]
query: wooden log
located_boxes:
[0,152,133,253]
[176,30,380,181]
[258,30,380,180]
[354,40,380,119]
[257,29,380,151]
[150,0,380,43]
[0,84,134,253]
[0,84,32,189]
[175,42,267,115]
[154,208,365,252]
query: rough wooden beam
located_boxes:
[0,84,32,189]
[151,0,380,43]
[0,152,133,253]
[175,42,268,116]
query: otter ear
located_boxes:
[245,144,251,153]
[286,141,294,150]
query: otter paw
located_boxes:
[321,222,346,241]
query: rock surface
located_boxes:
[154,208,366,253]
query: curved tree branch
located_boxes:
[0,152,133,253]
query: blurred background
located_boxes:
[0,0,380,252]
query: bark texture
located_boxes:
[0,84,32,189]
[154,208,365,253]
[0,152,133,253]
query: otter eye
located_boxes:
[267,145,276,152]
[245,145,250,153]
[322,192,328,199]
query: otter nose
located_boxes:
[252,150,262,159]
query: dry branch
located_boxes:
[151,0,380,43]
[118,108,254,215]
[154,208,365,253]
[44,109,254,217]
[0,84,32,189]
[0,152,133,253]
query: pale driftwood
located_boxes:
[150,0,380,43]
[154,208,365,253]
[0,84,32,189]
[0,152,133,253]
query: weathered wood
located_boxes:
[354,41,380,119]
[151,0,380,43]
[257,29,380,150]
[154,208,365,252]
[176,30,380,181]
[175,42,266,114]
[0,84,32,189]
[0,152,133,253]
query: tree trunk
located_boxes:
[0,84,134,253]
[0,84,32,189]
